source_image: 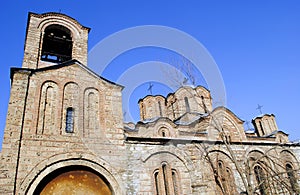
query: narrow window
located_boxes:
[42,86,54,133]
[141,103,145,119]
[154,163,180,195]
[218,161,228,193]
[159,128,169,137]
[215,161,236,195]
[171,101,176,119]
[172,170,178,195]
[154,171,160,195]
[162,164,169,195]
[66,107,74,133]
[226,168,236,193]
[259,121,265,135]
[201,95,207,113]
[225,134,231,143]
[87,92,96,129]
[254,165,267,195]
[184,97,190,112]
[286,164,299,193]
[158,101,163,117]
[37,82,59,135]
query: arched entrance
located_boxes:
[34,166,112,195]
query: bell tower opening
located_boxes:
[41,24,72,63]
[22,12,90,69]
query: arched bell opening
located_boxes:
[33,165,113,195]
[41,24,72,63]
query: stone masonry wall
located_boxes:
[0,70,31,194]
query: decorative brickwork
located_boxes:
[0,12,299,195]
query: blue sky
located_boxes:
[1,1,300,144]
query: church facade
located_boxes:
[0,12,299,195]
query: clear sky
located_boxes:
[1,1,300,144]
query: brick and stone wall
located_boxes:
[0,12,299,195]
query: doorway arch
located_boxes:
[21,155,123,195]
[34,165,112,195]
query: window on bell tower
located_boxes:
[41,24,72,63]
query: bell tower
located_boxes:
[22,12,90,69]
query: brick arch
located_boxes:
[141,148,194,194]
[61,82,80,134]
[206,149,239,195]
[280,150,300,170]
[34,165,112,194]
[37,15,85,40]
[34,12,89,31]
[247,149,267,163]
[206,149,238,174]
[210,107,246,141]
[280,149,299,163]
[280,150,300,193]
[207,148,234,162]
[83,87,100,138]
[36,81,59,134]
[155,122,177,138]
[244,148,265,158]
[19,152,124,195]
[247,148,282,171]
[246,149,278,194]
[141,146,196,180]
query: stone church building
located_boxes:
[0,12,299,194]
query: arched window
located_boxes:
[201,95,207,113]
[65,107,74,133]
[162,164,169,194]
[158,101,163,117]
[154,163,179,195]
[37,82,58,134]
[184,97,190,112]
[62,83,79,134]
[254,165,267,195]
[41,24,72,63]
[286,163,299,193]
[226,168,236,193]
[87,92,97,129]
[154,171,160,195]
[172,170,179,195]
[84,89,100,137]
[215,161,236,195]
[158,128,170,137]
[218,161,228,193]
[41,86,54,132]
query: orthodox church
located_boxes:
[0,12,299,195]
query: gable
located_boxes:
[12,60,123,91]
[210,107,246,142]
